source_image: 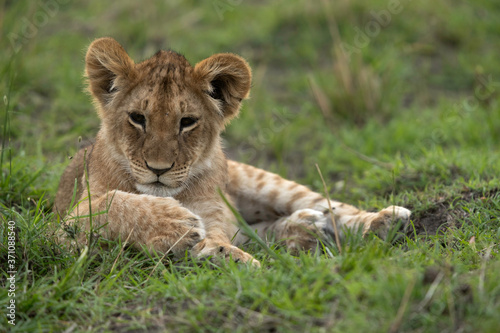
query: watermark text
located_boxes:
[6,220,17,326]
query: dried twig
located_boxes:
[110,225,136,275]
[315,164,342,254]
[146,226,194,282]
[389,278,416,333]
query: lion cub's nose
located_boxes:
[146,161,175,176]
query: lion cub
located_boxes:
[55,38,410,266]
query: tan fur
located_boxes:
[55,38,411,267]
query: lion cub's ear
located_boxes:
[85,37,136,108]
[194,53,252,122]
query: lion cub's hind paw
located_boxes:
[380,205,411,226]
[371,205,412,239]
[279,209,330,254]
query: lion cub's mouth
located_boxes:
[135,181,185,197]
[148,179,182,189]
[132,165,190,197]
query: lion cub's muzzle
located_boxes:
[145,161,175,176]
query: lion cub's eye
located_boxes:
[180,117,198,131]
[129,112,146,127]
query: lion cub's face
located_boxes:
[85,38,251,196]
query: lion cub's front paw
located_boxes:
[147,209,206,256]
[191,239,261,267]
[369,205,412,239]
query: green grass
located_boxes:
[1,0,500,331]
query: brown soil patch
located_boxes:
[410,188,499,236]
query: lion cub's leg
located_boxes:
[227,160,411,251]
[65,190,260,266]
[246,206,411,253]
[246,209,330,254]
[65,190,206,257]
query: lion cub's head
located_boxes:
[85,37,251,196]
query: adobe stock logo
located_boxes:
[8,0,71,55]
[340,0,409,61]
